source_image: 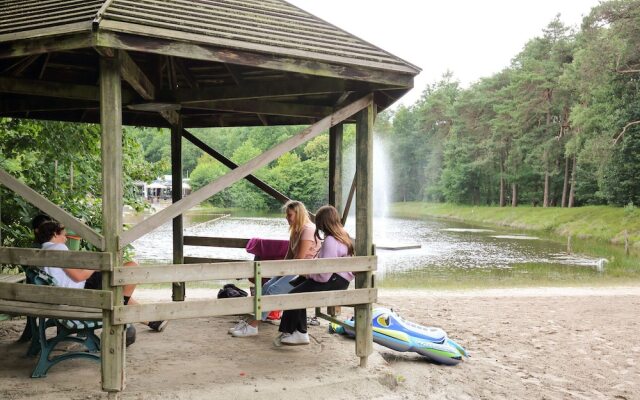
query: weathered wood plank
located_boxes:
[262,288,376,313]
[182,130,290,204]
[0,76,134,104]
[183,256,246,264]
[183,236,249,248]
[111,256,375,285]
[112,261,254,285]
[166,76,384,104]
[118,49,155,100]
[0,97,97,114]
[187,99,333,118]
[0,168,105,250]
[94,30,415,87]
[0,282,112,309]
[112,288,376,324]
[0,23,91,49]
[120,94,373,247]
[0,299,102,320]
[354,103,375,367]
[99,54,125,393]
[0,247,111,270]
[96,21,417,76]
[259,256,376,278]
[103,4,398,62]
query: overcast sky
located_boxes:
[287,0,602,107]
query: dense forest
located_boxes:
[1,1,640,248]
[384,1,640,207]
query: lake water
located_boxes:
[129,211,604,288]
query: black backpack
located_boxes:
[217,283,249,299]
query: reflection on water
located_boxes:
[130,211,603,287]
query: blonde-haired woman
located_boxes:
[230,200,320,337]
[274,205,354,346]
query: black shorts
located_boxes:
[84,271,102,290]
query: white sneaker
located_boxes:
[231,324,258,337]
[280,330,309,346]
[273,332,290,347]
[228,320,248,334]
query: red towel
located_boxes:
[245,238,289,260]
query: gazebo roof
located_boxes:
[0,0,420,128]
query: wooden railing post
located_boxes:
[99,53,125,392]
[354,101,375,367]
[253,261,261,320]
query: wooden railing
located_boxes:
[0,247,113,320]
[110,256,377,325]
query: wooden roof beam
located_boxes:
[0,76,99,101]
[0,97,97,114]
[117,50,181,125]
[119,50,155,100]
[0,76,136,103]
[94,31,414,87]
[165,77,388,104]
[186,99,333,118]
[224,63,243,86]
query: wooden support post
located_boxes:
[354,102,374,367]
[99,54,125,392]
[328,123,343,317]
[342,173,356,226]
[253,262,261,320]
[329,124,343,211]
[171,117,185,301]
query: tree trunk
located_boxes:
[561,156,569,207]
[499,167,506,207]
[543,170,549,207]
[568,155,577,208]
[511,183,518,207]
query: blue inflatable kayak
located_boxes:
[330,307,468,365]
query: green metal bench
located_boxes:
[28,270,102,378]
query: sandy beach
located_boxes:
[1,286,639,399]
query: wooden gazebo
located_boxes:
[0,0,419,394]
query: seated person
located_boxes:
[229,200,320,337]
[274,205,354,346]
[36,220,168,344]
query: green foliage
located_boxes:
[0,119,165,253]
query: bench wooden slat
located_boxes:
[111,288,376,324]
[0,273,26,283]
[0,299,102,320]
[0,282,112,310]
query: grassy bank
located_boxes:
[390,202,640,252]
